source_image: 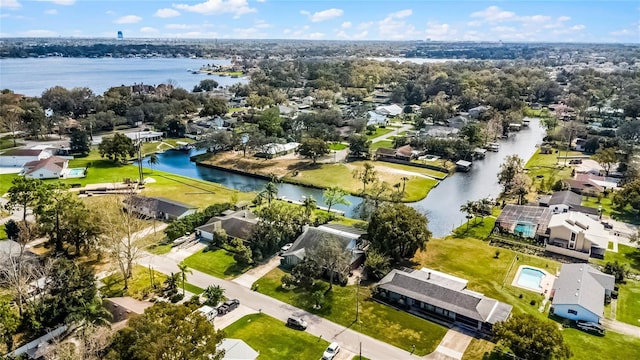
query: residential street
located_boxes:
[137,251,424,360]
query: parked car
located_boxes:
[602,222,613,229]
[577,320,605,335]
[286,317,307,330]
[224,299,240,312]
[217,304,229,316]
[322,342,340,360]
[280,243,293,253]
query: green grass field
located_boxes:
[101,265,167,300]
[525,148,582,192]
[183,282,205,295]
[224,314,329,360]
[369,140,394,151]
[0,138,24,150]
[182,248,249,279]
[591,244,640,274]
[328,142,348,151]
[615,280,640,326]
[254,267,447,356]
[582,195,640,225]
[366,127,394,140]
[453,217,497,240]
[562,327,640,360]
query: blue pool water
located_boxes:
[67,168,85,177]
[517,268,545,290]
[514,222,536,238]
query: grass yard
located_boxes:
[582,195,640,225]
[0,138,24,150]
[0,173,19,195]
[562,327,640,360]
[182,248,249,279]
[328,142,348,151]
[362,160,448,179]
[462,338,496,360]
[525,149,583,192]
[183,282,205,295]
[369,140,394,151]
[615,280,640,326]
[366,127,394,140]
[591,244,640,274]
[0,224,6,240]
[101,265,167,300]
[413,236,559,319]
[254,267,447,356]
[453,217,497,240]
[224,314,329,360]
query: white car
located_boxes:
[280,243,293,252]
[322,342,340,360]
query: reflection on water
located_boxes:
[142,119,544,238]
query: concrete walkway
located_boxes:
[370,124,414,143]
[232,255,282,288]
[137,252,423,360]
[425,329,474,360]
[601,318,640,338]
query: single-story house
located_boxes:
[375,267,512,334]
[395,145,416,161]
[420,126,460,138]
[125,131,163,142]
[545,212,610,260]
[22,156,69,179]
[0,148,51,167]
[367,111,388,126]
[255,142,299,159]
[572,138,587,152]
[8,325,68,360]
[468,105,489,119]
[219,339,259,360]
[494,204,552,239]
[375,104,403,117]
[551,263,614,323]
[196,210,258,243]
[445,115,469,129]
[281,224,367,269]
[124,196,197,221]
[539,190,600,218]
[375,147,397,160]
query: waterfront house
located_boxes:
[375,147,397,160]
[281,224,367,270]
[375,104,403,117]
[196,210,258,243]
[125,131,163,143]
[445,115,469,129]
[494,204,552,239]
[0,148,51,167]
[538,191,600,219]
[124,196,197,221]
[21,156,69,179]
[551,263,614,323]
[255,142,299,159]
[545,212,609,260]
[375,267,512,334]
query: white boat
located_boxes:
[487,142,500,152]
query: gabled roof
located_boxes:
[552,264,615,317]
[282,226,359,261]
[1,148,45,157]
[548,212,609,249]
[377,268,512,324]
[375,147,396,157]
[23,156,67,175]
[396,145,413,157]
[548,191,582,207]
[125,196,197,218]
[197,211,258,241]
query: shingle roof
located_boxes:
[1,149,45,156]
[552,264,615,318]
[549,191,582,206]
[219,338,259,360]
[282,226,358,261]
[23,156,67,175]
[197,212,258,241]
[377,269,512,324]
[126,196,196,218]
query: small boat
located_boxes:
[486,142,500,152]
[175,141,194,152]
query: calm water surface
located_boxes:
[0,57,248,96]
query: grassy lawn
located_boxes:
[364,160,448,179]
[369,140,394,151]
[365,127,393,140]
[591,244,640,274]
[254,267,447,356]
[224,314,329,360]
[0,224,6,240]
[462,338,496,360]
[453,217,497,240]
[615,280,640,326]
[183,282,205,295]
[328,142,348,151]
[147,243,173,255]
[0,138,24,150]
[286,162,438,202]
[562,327,640,360]
[182,248,249,279]
[101,265,167,300]
[413,236,559,319]
[0,173,19,195]
[582,195,640,225]
[525,149,582,193]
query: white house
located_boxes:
[375,104,403,117]
[0,148,51,167]
[125,131,163,142]
[545,212,610,260]
[22,156,69,179]
[551,263,614,323]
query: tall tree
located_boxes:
[306,236,351,291]
[493,313,572,360]
[259,181,279,206]
[498,154,525,196]
[0,299,20,352]
[177,262,192,296]
[302,195,317,223]
[199,97,228,117]
[69,128,91,155]
[352,162,377,194]
[363,248,391,281]
[147,153,159,172]
[203,285,225,306]
[5,177,42,221]
[368,203,431,261]
[323,186,350,214]
[593,147,618,177]
[0,109,23,148]
[98,133,135,164]
[298,137,329,164]
[348,133,371,159]
[108,303,225,360]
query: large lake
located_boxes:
[0,57,248,96]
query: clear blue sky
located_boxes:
[0,1,638,43]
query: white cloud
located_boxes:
[571,25,585,31]
[558,16,571,22]
[377,9,416,39]
[105,10,115,15]
[341,21,351,29]
[471,6,516,23]
[173,0,256,18]
[114,15,142,24]
[302,8,343,22]
[254,19,271,28]
[44,9,57,15]
[154,8,180,18]
[140,27,159,34]
[387,9,412,19]
[36,0,75,5]
[335,30,368,40]
[234,27,267,38]
[425,21,457,40]
[0,0,21,9]
[307,32,324,39]
[21,29,58,37]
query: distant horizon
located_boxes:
[0,1,637,44]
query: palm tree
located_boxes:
[302,195,317,222]
[178,262,193,296]
[203,285,225,306]
[260,181,279,206]
[460,201,475,230]
[164,272,180,296]
[147,153,159,172]
[400,176,409,195]
[66,297,112,328]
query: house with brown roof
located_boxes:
[196,210,258,243]
[0,148,51,167]
[22,156,69,179]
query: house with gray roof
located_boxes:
[375,267,512,333]
[124,196,197,221]
[539,190,600,218]
[196,210,258,243]
[281,225,366,269]
[551,263,614,323]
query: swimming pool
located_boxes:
[514,222,536,238]
[66,168,85,177]
[517,267,545,290]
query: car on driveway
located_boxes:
[322,342,340,360]
[224,299,240,311]
[280,243,293,253]
[577,320,605,335]
[286,317,307,330]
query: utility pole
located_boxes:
[355,276,360,322]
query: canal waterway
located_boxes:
[141,118,545,238]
